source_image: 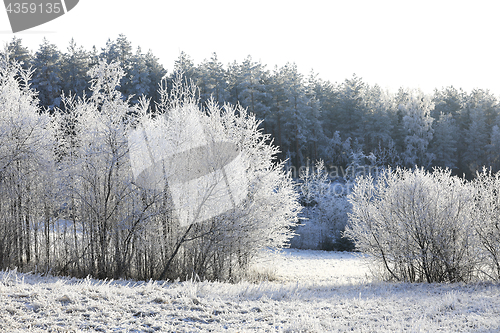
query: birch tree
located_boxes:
[0,52,57,271]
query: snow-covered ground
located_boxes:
[1,249,500,332]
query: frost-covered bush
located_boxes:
[345,167,478,283]
[291,160,352,251]
[473,168,500,281]
[132,77,302,281]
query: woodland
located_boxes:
[5,34,500,179]
[2,34,500,283]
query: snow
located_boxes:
[251,249,371,285]
[1,249,500,332]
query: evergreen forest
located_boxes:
[5,34,500,179]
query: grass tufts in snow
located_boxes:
[1,249,499,332]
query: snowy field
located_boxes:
[1,249,500,332]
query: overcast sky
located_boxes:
[1,0,499,94]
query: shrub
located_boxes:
[345,167,478,283]
[473,168,500,280]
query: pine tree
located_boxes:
[5,37,31,71]
[101,34,133,66]
[487,123,500,172]
[305,71,325,162]
[315,79,339,140]
[391,87,412,155]
[430,112,458,169]
[459,89,498,175]
[399,90,434,168]
[172,51,198,84]
[226,60,240,106]
[144,50,167,111]
[234,56,272,131]
[60,38,90,98]
[31,38,63,108]
[275,63,312,167]
[197,52,229,105]
[463,106,489,174]
[267,65,287,156]
[336,74,366,142]
[323,131,351,169]
[362,84,394,153]
[100,34,133,97]
[432,86,463,120]
[127,47,151,104]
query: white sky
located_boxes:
[1,0,499,95]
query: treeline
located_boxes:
[5,35,166,108]
[5,35,500,178]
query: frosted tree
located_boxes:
[5,37,31,71]
[462,106,489,174]
[197,52,229,105]
[144,49,167,110]
[430,112,458,169]
[60,38,90,98]
[474,169,500,280]
[57,60,150,278]
[487,122,500,172]
[233,56,271,125]
[336,74,367,141]
[0,52,57,271]
[128,76,301,281]
[126,47,151,104]
[31,38,62,108]
[362,84,394,153]
[399,90,434,168]
[293,160,351,250]
[345,142,369,180]
[99,35,134,96]
[271,63,312,167]
[371,139,401,168]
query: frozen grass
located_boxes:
[1,249,500,332]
